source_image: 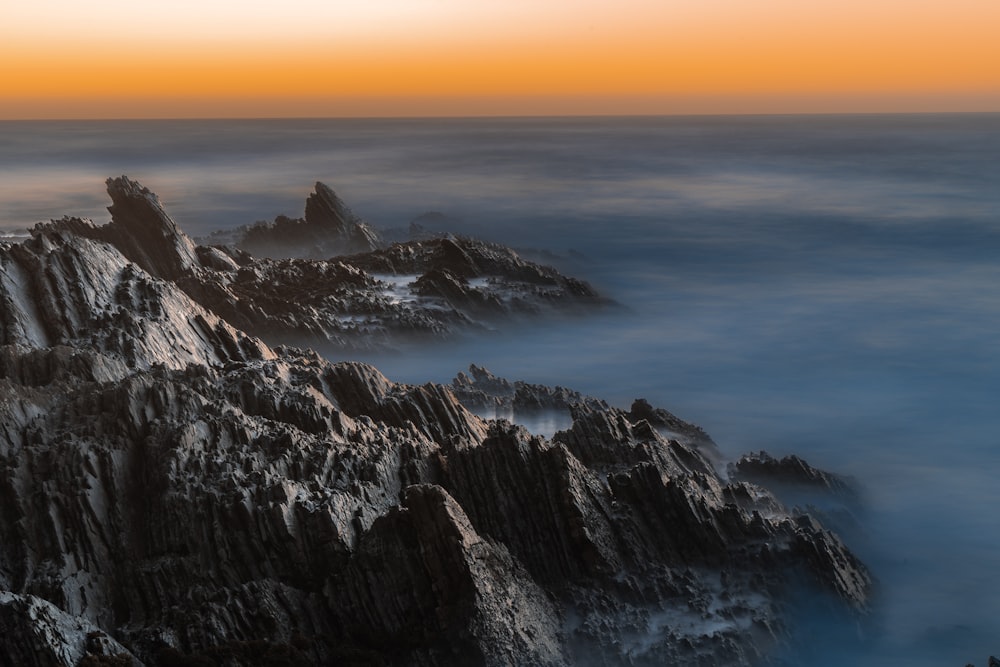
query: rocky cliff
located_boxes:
[0,178,872,666]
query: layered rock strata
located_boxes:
[234,182,382,260]
[0,177,872,666]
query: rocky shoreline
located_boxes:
[30,177,612,355]
[0,178,873,666]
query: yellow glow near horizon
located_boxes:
[2,0,999,118]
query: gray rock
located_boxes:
[451,363,608,416]
[49,176,610,352]
[728,450,860,501]
[0,341,872,665]
[237,182,382,259]
[0,592,140,666]
[0,178,873,666]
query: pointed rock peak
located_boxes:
[468,364,501,384]
[302,181,382,254]
[104,175,199,280]
[305,181,356,230]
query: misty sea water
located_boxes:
[2,114,999,665]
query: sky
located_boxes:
[2,0,999,119]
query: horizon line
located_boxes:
[3,109,1000,123]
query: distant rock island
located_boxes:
[0,177,871,666]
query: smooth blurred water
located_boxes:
[2,114,999,665]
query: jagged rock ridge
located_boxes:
[0,177,872,666]
[0,344,871,666]
[451,364,722,461]
[235,181,382,259]
[39,177,610,352]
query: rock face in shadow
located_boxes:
[101,176,202,281]
[237,182,382,259]
[451,364,609,414]
[0,592,138,666]
[0,177,872,666]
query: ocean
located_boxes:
[2,114,998,665]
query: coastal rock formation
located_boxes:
[0,220,270,369]
[0,339,871,666]
[41,177,609,352]
[0,177,872,666]
[450,365,722,461]
[236,182,382,259]
[0,593,138,666]
[728,451,859,499]
[451,363,609,415]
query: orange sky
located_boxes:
[2,0,999,118]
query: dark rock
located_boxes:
[0,592,139,666]
[332,484,566,665]
[4,345,874,666]
[102,175,201,280]
[629,397,721,459]
[451,364,608,416]
[237,182,381,259]
[304,182,382,253]
[412,268,503,314]
[0,176,873,666]
[1,226,269,369]
[195,245,240,272]
[345,234,605,303]
[728,451,860,501]
[450,366,725,465]
[24,178,610,353]
[0,334,873,665]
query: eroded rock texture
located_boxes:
[0,177,871,666]
[0,343,871,666]
[37,177,609,353]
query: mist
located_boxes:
[2,114,999,665]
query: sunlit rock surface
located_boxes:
[0,177,872,666]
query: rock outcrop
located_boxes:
[451,365,722,461]
[236,182,382,259]
[0,177,872,666]
[728,451,859,499]
[451,364,609,415]
[0,338,872,666]
[38,177,609,352]
[0,222,270,369]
